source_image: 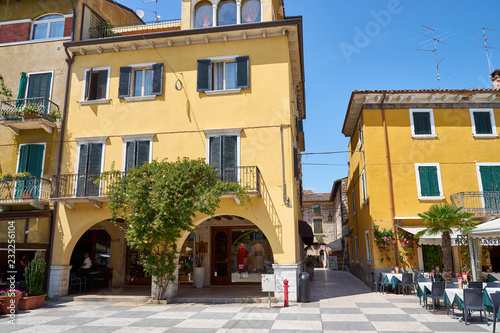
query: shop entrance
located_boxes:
[210,226,273,285]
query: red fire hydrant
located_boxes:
[284,279,289,307]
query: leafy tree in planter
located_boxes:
[104,158,248,300]
[417,204,477,283]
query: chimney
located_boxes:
[491,70,500,89]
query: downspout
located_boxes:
[380,93,399,267]
[47,2,76,296]
[280,124,290,206]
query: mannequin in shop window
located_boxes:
[251,242,265,272]
[237,243,247,272]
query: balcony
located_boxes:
[0,98,60,135]
[89,19,181,39]
[0,176,51,211]
[51,166,261,209]
[450,191,500,217]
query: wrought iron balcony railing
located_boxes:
[450,191,500,216]
[89,19,181,39]
[51,166,261,199]
[0,176,51,202]
[0,97,59,119]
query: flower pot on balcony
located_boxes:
[43,114,56,122]
[18,294,46,310]
[20,193,33,199]
[0,294,21,314]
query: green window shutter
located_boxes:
[151,63,164,96]
[18,145,29,173]
[480,166,500,192]
[136,140,150,168]
[118,67,132,98]
[27,144,44,177]
[413,112,431,135]
[27,73,52,99]
[474,112,493,134]
[125,141,136,171]
[209,136,222,168]
[419,166,440,197]
[84,69,92,100]
[96,70,108,100]
[235,56,249,89]
[88,143,103,174]
[197,60,211,91]
[493,166,500,192]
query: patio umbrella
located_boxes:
[16,72,27,108]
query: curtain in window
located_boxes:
[196,5,213,28]
[49,20,64,38]
[242,0,261,23]
[218,1,237,26]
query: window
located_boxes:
[242,0,261,23]
[26,73,52,101]
[195,2,213,28]
[357,121,363,147]
[415,163,444,200]
[361,170,367,204]
[124,140,151,171]
[16,144,45,199]
[470,108,498,138]
[207,133,239,182]
[313,204,321,215]
[118,64,164,99]
[32,14,65,40]
[350,238,354,263]
[197,56,249,93]
[355,236,359,263]
[82,67,110,101]
[77,142,104,196]
[476,164,500,212]
[352,190,356,215]
[313,218,323,234]
[410,109,436,138]
[365,230,371,263]
[218,0,237,26]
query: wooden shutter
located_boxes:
[84,69,92,100]
[26,73,52,99]
[78,144,89,174]
[125,141,136,171]
[88,143,103,174]
[474,112,492,134]
[136,141,150,167]
[235,56,249,89]
[209,136,222,168]
[197,59,211,91]
[17,145,29,173]
[118,67,132,98]
[222,136,237,168]
[151,63,164,95]
[413,112,431,135]
[480,166,500,192]
[419,166,440,197]
[96,70,108,100]
[27,144,44,177]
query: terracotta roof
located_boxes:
[352,88,499,94]
[302,191,332,203]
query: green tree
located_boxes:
[0,74,12,100]
[417,204,477,283]
[104,158,248,300]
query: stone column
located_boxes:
[48,265,72,298]
[273,263,299,302]
[212,4,218,27]
[236,0,242,24]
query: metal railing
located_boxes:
[450,191,500,216]
[0,97,59,119]
[52,166,261,199]
[0,176,51,201]
[89,19,181,39]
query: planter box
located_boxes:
[18,294,46,310]
[0,294,21,314]
[43,115,57,122]
[20,194,33,199]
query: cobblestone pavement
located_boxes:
[0,269,493,332]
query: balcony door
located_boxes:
[26,73,52,112]
[15,144,44,199]
[77,143,103,197]
[480,165,500,213]
[211,227,231,285]
[209,135,238,183]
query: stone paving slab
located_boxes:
[0,270,495,332]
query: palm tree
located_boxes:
[417,204,477,283]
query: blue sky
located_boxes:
[116,0,500,193]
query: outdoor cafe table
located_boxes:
[483,286,500,318]
[417,282,433,303]
[487,273,500,282]
[381,273,403,289]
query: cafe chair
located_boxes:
[462,288,488,326]
[491,292,500,333]
[427,281,445,311]
[399,273,415,295]
[446,283,459,288]
[488,282,500,288]
[451,278,459,282]
[381,274,392,294]
[69,273,86,293]
[468,281,483,289]
[418,277,431,282]
[371,271,382,292]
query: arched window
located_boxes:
[32,14,65,40]
[242,0,261,24]
[195,1,213,28]
[218,1,237,26]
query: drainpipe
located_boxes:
[380,93,399,267]
[280,124,290,206]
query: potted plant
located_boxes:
[0,288,22,314]
[14,172,30,180]
[193,237,206,288]
[18,258,47,310]
[21,103,43,118]
[304,255,316,281]
[1,173,13,181]
[43,109,62,122]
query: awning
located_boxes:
[328,238,343,252]
[469,218,500,239]
[398,226,462,246]
[299,220,314,245]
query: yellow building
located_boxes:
[343,85,500,285]
[46,0,307,301]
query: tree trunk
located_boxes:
[441,231,453,283]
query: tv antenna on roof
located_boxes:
[139,0,161,22]
[412,25,455,90]
[472,27,498,76]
